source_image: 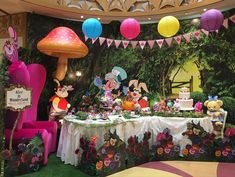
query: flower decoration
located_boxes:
[77,136,98,176]
[127,131,151,166]
[96,130,126,176]
[151,128,180,160]
[214,134,235,162]
[0,133,44,176]
[181,122,215,161]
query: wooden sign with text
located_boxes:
[5,85,32,111]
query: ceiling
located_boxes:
[1,0,235,23]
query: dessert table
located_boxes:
[57,115,213,166]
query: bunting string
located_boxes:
[84,15,235,50]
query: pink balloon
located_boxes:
[120,18,140,40]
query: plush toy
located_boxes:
[49,79,73,121]
[204,96,226,138]
[173,100,180,112]
[194,101,203,113]
[204,96,224,120]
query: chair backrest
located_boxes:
[24,64,46,122]
[5,62,30,130]
[221,110,228,138]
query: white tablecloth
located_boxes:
[57,115,213,166]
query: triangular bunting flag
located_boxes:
[201,29,209,37]
[183,33,191,43]
[193,30,201,41]
[165,38,173,47]
[174,35,182,45]
[84,36,88,42]
[107,39,113,47]
[99,37,106,45]
[156,39,164,48]
[229,15,235,23]
[122,40,129,49]
[139,41,146,49]
[131,41,138,49]
[114,40,121,48]
[92,38,98,44]
[147,40,155,49]
[223,19,228,29]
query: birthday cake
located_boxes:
[176,87,194,111]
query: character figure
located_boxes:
[49,79,73,121]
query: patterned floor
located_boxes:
[108,161,235,177]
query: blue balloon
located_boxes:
[82,18,102,39]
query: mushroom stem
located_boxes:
[54,56,68,81]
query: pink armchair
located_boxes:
[5,63,57,164]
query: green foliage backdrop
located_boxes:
[8,8,235,122]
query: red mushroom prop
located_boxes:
[37,27,88,81]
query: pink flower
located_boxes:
[164,147,171,154]
[222,150,228,157]
[104,158,111,167]
[189,148,195,155]
[31,156,39,163]
[157,133,166,142]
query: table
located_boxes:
[57,115,213,166]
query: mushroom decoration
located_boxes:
[37,27,88,81]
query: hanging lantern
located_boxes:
[157,16,180,37]
[120,18,140,40]
[200,9,224,32]
[82,18,102,38]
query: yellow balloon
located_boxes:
[157,16,180,37]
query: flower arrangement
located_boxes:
[76,136,98,176]
[0,133,44,177]
[181,122,215,161]
[151,128,180,160]
[126,131,151,166]
[214,134,235,162]
[96,130,126,176]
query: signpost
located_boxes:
[5,85,32,151]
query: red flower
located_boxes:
[75,149,80,154]
[128,136,135,145]
[21,152,31,163]
[80,137,86,147]
[138,152,143,157]
[1,149,11,159]
[157,133,166,142]
[133,145,138,154]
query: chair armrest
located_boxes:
[23,121,57,134]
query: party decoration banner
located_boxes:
[114,40,121,48]
[84,14,235,50]
[174,35,182,45]
[107,39,113,48]
[147,40,155,49]
[122,40,129,48]
[183,33,191,43]
[99,37,106,45]
[131,41,138,49]
[165,38,173,47]
[156,39,164,48]
[139,41,146,49]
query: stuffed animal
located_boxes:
[194,101,203,113]
[49,79,73,121]
[204,96,224,120]
[204,96,226,138]
[173,100,180,112]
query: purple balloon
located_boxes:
[200,9,224,32]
